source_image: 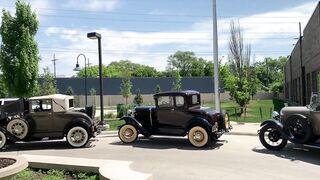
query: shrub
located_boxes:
[117,104,132,118]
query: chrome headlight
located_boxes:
[271,111,280,119]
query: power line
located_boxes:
[0,5,311,19]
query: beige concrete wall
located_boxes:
[74,92,275,107]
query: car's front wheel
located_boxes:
[66,126,89,148]
[259,124,287,150]
[188,126,210,148]
[118,124,138,143]
[0,130,7,150]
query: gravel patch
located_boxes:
[0,158,16,169]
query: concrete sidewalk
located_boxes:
[21,154,151,180]
[102,121,260,136]
[229,121,260,136]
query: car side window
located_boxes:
[157,96,173,108]
[31,100,41,112]
[175,96,185,108]
[31,100,52,112]
[192,95,200,105]
[41,100,52,111]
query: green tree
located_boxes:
[89,88,96,95]
[0,0,39,97]
[155,85,161,93]
[133,89,143,106]
[66,86,74,95]
[77,60,160,78]
[0,75,8,97]
[120,78,132,104]
[255,56,287,93]
[226,21,251,111]
[172,71,182,91]
[39,67,57,95]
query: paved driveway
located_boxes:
[2,134,320,180]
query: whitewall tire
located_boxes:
[188,126,209,148]
[6,119,29,139]
[66,126,89,148]
[0,130,6,149]
[118,124,138,143]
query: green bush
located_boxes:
[117,104,132,118]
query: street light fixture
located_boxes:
[87,32,104,123]
[73,53,88,106]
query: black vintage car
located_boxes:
[259,93,320,150]
[0,94,98,149]
[118,91,232,148]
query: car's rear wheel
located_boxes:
[0,130,7,150]
[6,118,29,140]
[259,124,287,150]
[118,124,138,143]
[66,126,89,148]
[188,126,210,148]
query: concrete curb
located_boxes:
[21,154,151,180]
[0,155,28,180]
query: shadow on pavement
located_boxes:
[252,144,320,166]
[0,139,96,152]
[110,136,227,150]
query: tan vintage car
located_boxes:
[0,94,98,149]
[259,93,320,150]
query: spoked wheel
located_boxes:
[118,124,138,143]
[66,126,89,148]
[259,124,287,150]
[6,118,29,140]
[0,130,7,150]
[188,126,210,148]
[284,115,312,144]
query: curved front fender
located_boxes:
[259,119,286,137]
[120,116,149,135]
[260,119,283,129]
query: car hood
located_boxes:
[189,107,220,116]
[281,106,310,119]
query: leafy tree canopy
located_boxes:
[0,0,39,97]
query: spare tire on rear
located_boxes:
[6,118,29,140]
[283,115,312,144]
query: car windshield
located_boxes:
[309,93,320,111]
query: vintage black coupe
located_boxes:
[259,93,320,150]
[118,91,231,148]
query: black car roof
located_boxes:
[154,90,200,97]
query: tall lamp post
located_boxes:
[73,53,88,106]
[87,32,104,123]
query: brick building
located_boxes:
[285,2,320,105]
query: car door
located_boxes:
[29,99,54,133]
[156,95,176,128]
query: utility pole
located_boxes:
[299,22,306,105]
[86,58,92,67]
[212,0,220,111]
[51,54,59,78]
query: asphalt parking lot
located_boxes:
[2,134,320,180]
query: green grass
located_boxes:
[105,119,124,131]
[12,168,98,180]
[204,99,285,123]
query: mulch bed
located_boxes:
[0,158,16,169]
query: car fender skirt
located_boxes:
[120,116,148,135]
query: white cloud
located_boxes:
[40,1,317,76]
[63,0,121,11]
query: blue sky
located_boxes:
[0,0,318,76]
